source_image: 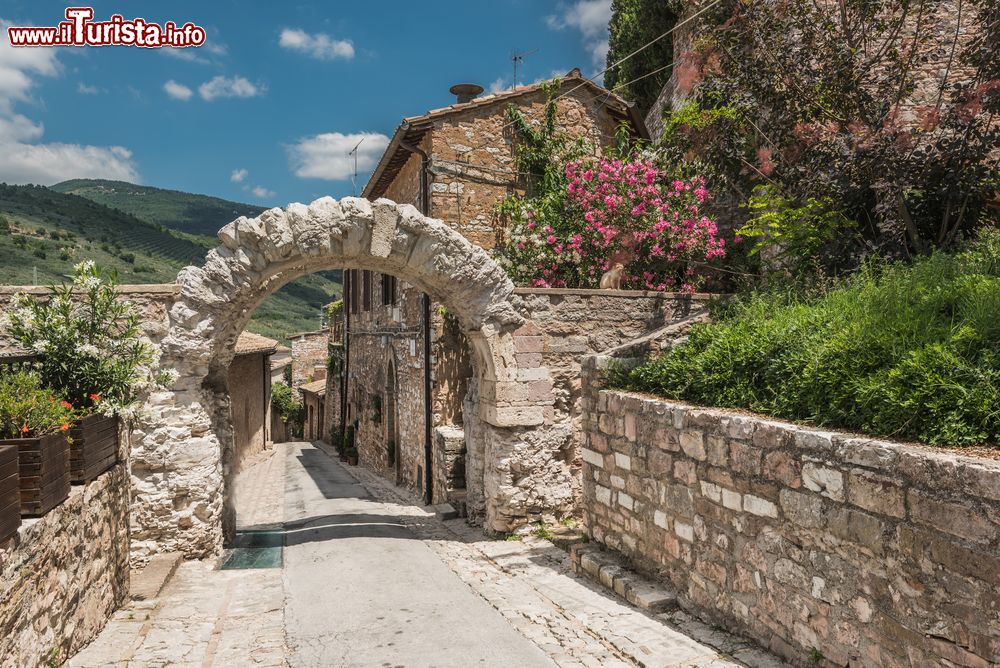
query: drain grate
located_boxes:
[220,530,283,570]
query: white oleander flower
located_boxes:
[77,343,99,357]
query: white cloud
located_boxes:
[162,40,228,65]
[0,143,138,185]
[198,75,263,101]
[287,131,390,181]
[279,28,354,61]
[162,48,208,64]
[163,79,193,101]
[77,82,101,95]
[230,168,248,183]
[546,0,612,66]
[488,77,509,94]
[0,18,139,184]
[251,185,275,198]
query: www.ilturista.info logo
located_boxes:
[7,7,206,48]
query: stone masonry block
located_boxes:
[614,452,632,471]
[679,430,707,461]
[802,463,846,501]
[848,469,905,518]
[581,448,604,468]
[908,490,996,544]
[743,495,779,518]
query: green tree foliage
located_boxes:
[664,0,1000,259]
[8,261,178,419]
[271,382,304,434]
[613,231,1000,447]
[605,0,679,114]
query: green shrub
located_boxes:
[8,260,177,420]
[614,232,1000,446]
[0,371,76,439]
[270,382,303,434]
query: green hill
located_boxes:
[51,179,266,237]
[0,184,340,342]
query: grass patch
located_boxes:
[612,232,1000,447]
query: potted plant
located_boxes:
[0,371,75,517]
[8,261,179,483]
[345,446,359,466]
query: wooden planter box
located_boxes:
[0,434,71,517]
[69,413,119,484]
[0,444,20,544]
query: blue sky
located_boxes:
[0,1,612,206]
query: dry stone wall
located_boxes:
[580,358,1000,666]
[0,463,130,667]
[517,288,712,509]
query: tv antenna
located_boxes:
[511,48,538,89]
[348,137,365,196]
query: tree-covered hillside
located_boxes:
[51,179,266,237]
[0,184,340,342]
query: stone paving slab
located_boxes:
[70,443,789,667]
[334,444,789,668]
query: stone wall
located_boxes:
[289,330,328,389]
[345,271,427,492]
[425,84,622,251]
[580,364,1000,666]
[229,351,270,470]
[0,463,130,667]
[517,288,712,508]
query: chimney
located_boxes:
[449,83,484,104]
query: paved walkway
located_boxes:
[71,442,785,668]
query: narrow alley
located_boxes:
[70,443,785,668]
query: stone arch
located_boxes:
[135,197,563,559]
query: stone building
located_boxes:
[269,344,291,386]
[289,330,328,389]
[229,332,278,470]
[344,70,648,505]
[299,379,327,442]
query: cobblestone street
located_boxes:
[70,442,785,668]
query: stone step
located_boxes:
[429,503,459,521]
[129,552,184,601]
[569,543,677,613]
[446,490,468,518]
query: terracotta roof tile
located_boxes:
[298,379,327,396]
[234,332,279,355]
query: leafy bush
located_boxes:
[0,371,76,439]
[613,232,1000,446]
[271,382,303,434]
[7,261,177,420]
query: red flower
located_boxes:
[21,423,29,434]
[89,393,102,402]
[60,400,73,410]
[60,423,70,432]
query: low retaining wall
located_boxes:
[0,463,130,666]
[581,361,1000,665]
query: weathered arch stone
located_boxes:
[132,197,566,561]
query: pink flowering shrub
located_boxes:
[497,157,726,291]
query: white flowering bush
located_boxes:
[8,261,178,421]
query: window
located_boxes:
[381,274,397,306]
[349,270,360,314]
[362,271,372,311]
